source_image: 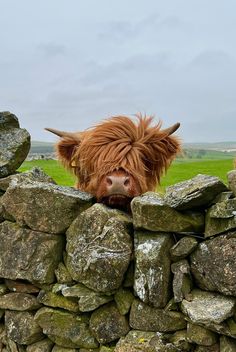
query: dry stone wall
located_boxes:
[0,112,236,351]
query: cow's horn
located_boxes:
[45,128,76,138]
[162,122,180,136]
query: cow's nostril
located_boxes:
[106,176,113,186]
[124,177,130,187]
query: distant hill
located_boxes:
[179,149,235,160]
[184,141,236,151]
[181,141,236,160]
[30,141,54,154]
[30,140,236,160]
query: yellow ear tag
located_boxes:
[71,160,77,167]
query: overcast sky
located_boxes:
[1,0,236,142]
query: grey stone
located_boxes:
[1,179,93,234]
[99,347,113,352]
[129,299,187,332]
[26,338,54,352]
[99,347,114,352]
[114,288,134,315]
[51,283,68,294]
[0,111,31,178]
[190,233,236,296]
[114,330,158,352]
[0,173,15,192]
[6,339,17,352]
[205,199,236,237]
[171,260,192,302]
[0,111,19,129]
[207,199,236,219]
[35,307,98,349]
[52,346,77,352]
[0,284,7,295]
[115,330,190,352]
[55,262,73,284]
[187,322,218,346]
[5,338,27,352]
[191,317,236,340]
[89,303,130,344]
[168,330,193,351]
[170,236,198,261]
[66,204,133,293]
[0,293,41,311]
[220,335,236,352]
[0,167,56,192]
[0,198,4,223]
[0,221,64,284]
[194,344,220,352]
[61,283,113,312]
[181,289,235,325]
[164,174,228,210]
[227,170,236,196]
[225,317,236,336]
[131,192,204,233]
[212,191,234,204]
[37,290,79,312]
[134,231,174,307]
[0,195,14,222]
[5,310,44,345]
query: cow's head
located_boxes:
[46,115,181,209]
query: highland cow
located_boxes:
[46,115,181,209]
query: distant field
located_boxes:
[29,141,236,160]
[159,159,234,190]
[30,141,54,154]
[180,148,235,160]
[18,158,235,190]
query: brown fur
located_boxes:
[55,114,181,202]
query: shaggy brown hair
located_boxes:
[54,114,181,194]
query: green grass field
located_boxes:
[18,158,235,191]
[159,159,233,190]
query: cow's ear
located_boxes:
[56,136,81,168]
[144,122,181,186]
[162,123,181,158]
[161,133,181,160]
[45,128,81,169]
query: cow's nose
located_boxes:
[106,175,130,194]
